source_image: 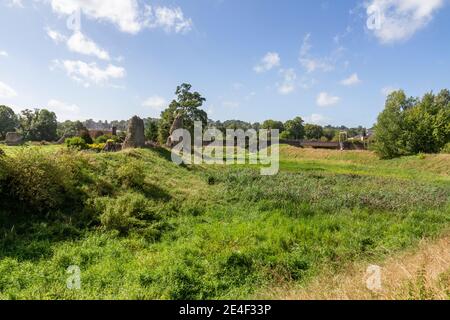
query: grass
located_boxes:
[0,144,449,299]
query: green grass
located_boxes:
[0,145,449,299]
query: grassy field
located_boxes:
[0,144,449,300]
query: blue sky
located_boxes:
[0,0,449,127]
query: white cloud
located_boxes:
[305,114,329,125]
[277,69,297,95]
[145,6,193,34]
[316,92,340,107]
[46,28,67,43]
[53,59,125,87]
[0,50,8,57]
[299,33,341,73]
[48,1,193,34]
[0,81,18,98]
[142,95,167,111]
[366,0,445,43]
[67,31,110,60]
[254,52,280,73]
[340,73,361,86]
[47,99,81,121]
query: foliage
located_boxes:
[98,192,160,234]
[304,124,323,140]
[18,109,58,142]
[79,129,93,144]
[57,120,86,138]
[145,118,160,142]
[375,90,450,159]
[158,83,208,144]
[66,137,88,150]
[0,145,448,300]
[261,120,285,132]
[283,117,305,140]
[0,105,18,139]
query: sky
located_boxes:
[0,0,449,127]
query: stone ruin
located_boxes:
[123,116,145,149]
[5,132,23,146]
[166,113,184,148]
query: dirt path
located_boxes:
[260,235,450,300]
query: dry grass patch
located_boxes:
[260,234,450,300]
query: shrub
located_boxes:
[114,160,146,189]
[88,143,106,153]
[441,143,450,154]
[99,192,159,234]
[79,130,93,144]
[94,135,110,144]
[66,137,88,150]
[0,149,87,214]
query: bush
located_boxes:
[79,130,93,144]
[94,135,110,144]
[98,192,159,234]
[441,143,450,154]
[88,143,106,152]
[66,137,88,150]
[0,149,87,214]
[114,160,146,189]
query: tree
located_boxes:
[57,120,86,138]
[158,83,208,144]
[283,117,305,140]
[0,105,18,139]
[374,91,409,159]
[304,124,323,140]
[145,118,160,142]
[19,109,58,141]
[261,120,284,132]
[375,89,450,158]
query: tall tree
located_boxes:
[304,124,323,140]
[19,109,58,141]
[158,83,207,144]
[0,105,18,139]
[283,117,305,140]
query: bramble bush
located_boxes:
[66,137,88,151]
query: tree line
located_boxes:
[375,89,450,158]
[2,84,449,159]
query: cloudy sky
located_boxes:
[0,0,449,127]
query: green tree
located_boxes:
[374,91,410,159]
[19,109,58,141]
[304,124,323,140]
[57,120,86,138]
[283,117,305,140]
[158,83,208,144]
[0,105,18,139]
[261,120,285,132]
[145,118,160,142]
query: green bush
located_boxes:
[441,142,450,154]
[94,135,110,144]
[66,137,88,150]
[98,192,159,234]
[114,160,146,189]
[0,149,87,214]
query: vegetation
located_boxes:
[158,83,208,144]
[0,145,448,299]
[0,105,18,139]
[18,109,58,142]
[375,90,450,159]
